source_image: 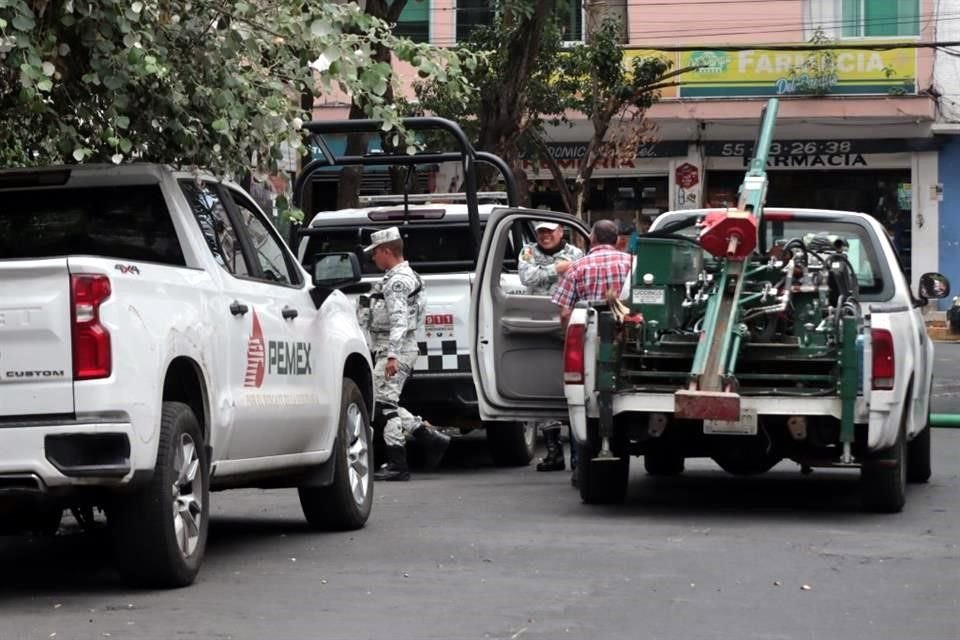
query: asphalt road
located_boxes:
[3,345,960,640]
[932,341,960,414]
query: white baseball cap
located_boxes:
[534,221,560,231]
[363,226,402,253]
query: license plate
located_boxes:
[633,288,665,305]
[704,408,758,435]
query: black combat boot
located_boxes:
[413,423,451,469]
[374,446,410,481]
[569,429,579,487]
[537,426,565,472]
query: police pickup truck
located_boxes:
[0,164,375,587]
[298,193,538,465]
[470,206,946,512]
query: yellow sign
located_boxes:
[676,45,916,97]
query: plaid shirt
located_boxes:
[551,245,632,309]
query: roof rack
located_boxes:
[292,117,518,258]
[357,192,509,206]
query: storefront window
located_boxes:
[456,0,494,41]
[395,0,430,43]
[529,176,669,230]
[841,0,918,38]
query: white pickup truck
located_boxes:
[298,195,538,465]
[0,164,375,587]
[470,207,948,512]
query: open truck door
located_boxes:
[470,208,590,422]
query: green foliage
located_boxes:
[416,12,672,155]
[784,27,838,97]
[413,1,568,149]
[415,10,675,214]
[556,18,671,117]
[0,0,475,173]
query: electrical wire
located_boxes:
[411,3,960,45]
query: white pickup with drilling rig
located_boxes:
[469,98,950,512]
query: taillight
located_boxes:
[563,323,585,384]
[71,274,112,380]
[871,328,894,390]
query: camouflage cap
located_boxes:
[364,226,402,253]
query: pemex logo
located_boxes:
[244,309,266,388]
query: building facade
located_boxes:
[934,0,960,308]
[314,0,949,290]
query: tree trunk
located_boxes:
[534,139,576,214]
[474,0,557,204]
[337,0,409,209]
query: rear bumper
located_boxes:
[0,416,155,492]
[403,375,480,421]
[568,391,887,451]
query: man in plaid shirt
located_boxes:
[551,219,633,329]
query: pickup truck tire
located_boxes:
[112,401,209,588]
[859,420,907,513]
[299,379,373,531]
[906,424,932,484]
[486,422,536,467]
[576,431,629,505]
[643,453,685,476]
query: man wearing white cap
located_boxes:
[517,221,584,472]
[358,227,450,481]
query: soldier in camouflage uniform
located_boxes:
[518,221,584,472]
[359,227,450,481]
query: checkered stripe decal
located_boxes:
[416,340,471,372]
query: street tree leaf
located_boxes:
[0,0,475,176]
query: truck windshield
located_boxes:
[0,184,185,265]
[303,223,521,275]
[652,214,885,296]
[765,220,884,295]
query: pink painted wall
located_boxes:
[626,0,805,46]
[314,0,935,119]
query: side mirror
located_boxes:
[918,272,950,300]
[313,252,361,288]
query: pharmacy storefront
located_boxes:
[522,140,690,226]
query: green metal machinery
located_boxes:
[608,97,865,458]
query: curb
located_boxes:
[926,325,960,343]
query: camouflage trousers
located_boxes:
[373,351,423,447]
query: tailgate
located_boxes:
[0,260,74,415]
[418,273,473,374]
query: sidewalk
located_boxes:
[927,319,960,342]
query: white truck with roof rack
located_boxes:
[0,163,375,587]
[297,191,538,465]
[291,116,540,466]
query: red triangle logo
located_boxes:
[244,309,265,388]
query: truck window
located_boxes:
[226,190,300,286]
[302,223,515,276]
[767,221,884,295]
[0,184,185,265]
[179,181,250,276]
